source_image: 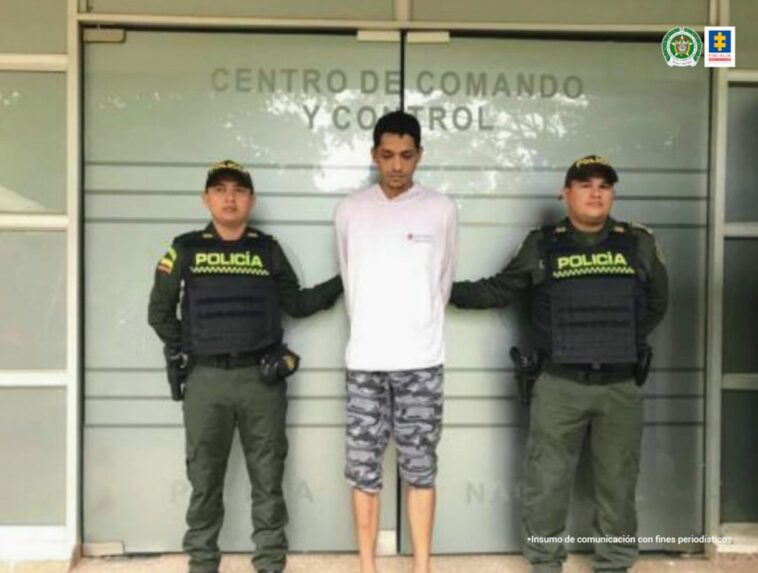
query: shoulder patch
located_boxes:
[613,224,627,233]
[157,247,176,274]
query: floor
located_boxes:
[59,552,758,573]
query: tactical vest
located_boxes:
[533,224,644,365]
[178,230,281,356]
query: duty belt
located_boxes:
[545,362,635,385]
[194,349,266,369]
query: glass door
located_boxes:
[401,34,710,553]
[83,29,400,552]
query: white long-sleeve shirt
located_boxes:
[335,183,458,371]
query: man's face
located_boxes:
[202,178,254,227]
[562,176,615,228]
[372,133,422,195]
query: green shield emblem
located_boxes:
[662,27,703,67]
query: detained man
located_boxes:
[335,111,458,573]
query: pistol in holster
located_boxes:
[164,346,192,401]
[509,346,544,406]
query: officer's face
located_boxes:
[562,177,615,229]
[372,134,422,196]
[203,179,255,228]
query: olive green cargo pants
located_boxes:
[521,372,643,573]
[182,364,288,573]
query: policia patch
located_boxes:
[190,251,271,276]
[553,251,636,279]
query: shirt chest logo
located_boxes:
[406,232,435,244]
[190,251,270,276]
[552,250,635,279]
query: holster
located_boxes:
[163,346,191,401]
[509,347,544,406]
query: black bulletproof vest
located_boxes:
[533,225,643,365]
[179,231,281,356]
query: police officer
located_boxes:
[450,155,668,573]
[148,160,342,573]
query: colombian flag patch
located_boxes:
[157,247,177,274]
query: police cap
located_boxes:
[205,159,254,191]
[564,155,618,187]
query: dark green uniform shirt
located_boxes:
[148,223,342,350]
[450,217,669,338]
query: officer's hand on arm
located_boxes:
[148,242,186,400]
[271,240,343,318]
[450,230,539,310]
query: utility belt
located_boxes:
[194,348,269,369]
[192,342,301,385]
[544,361,635,385]
[510,345,652,405]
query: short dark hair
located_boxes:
[373,110,422,149]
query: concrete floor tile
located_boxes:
[67,552,758,573]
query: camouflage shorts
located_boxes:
[344,365,444,492]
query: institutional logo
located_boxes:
[704,27,736,67]
[661,27,703,67]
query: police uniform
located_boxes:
[451,211,668,572]
[148,221,342,573]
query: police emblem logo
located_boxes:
[662,27,703,67]
[704,26,736,68]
